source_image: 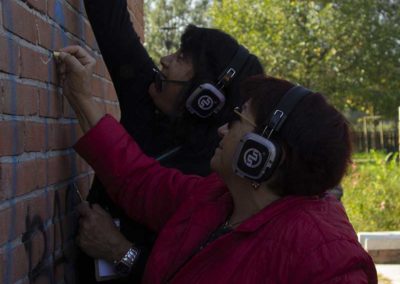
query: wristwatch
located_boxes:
[114,246,140,275]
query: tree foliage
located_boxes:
[210,0,400,118]
[144,0,211,63]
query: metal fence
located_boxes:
[352,127,399,153]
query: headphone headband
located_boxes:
[233,85,312,182]
[262,86,311,138]
[216,45,249,89]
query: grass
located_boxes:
[378,273,392,284]
[341,150,400,232]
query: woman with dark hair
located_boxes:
[56,46,377,283]
[78,0,264,281]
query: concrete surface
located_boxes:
[376,264,400,284]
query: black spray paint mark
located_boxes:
[22,184,81,284]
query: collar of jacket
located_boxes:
[234,195,321,233]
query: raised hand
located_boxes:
[54,46,105,132]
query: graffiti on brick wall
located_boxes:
[1,0,84,283]
[22,183,81,284]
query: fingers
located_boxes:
[92,204,111,218]
[57,51,85,73]
[59,45,96,68]
[77,201,91,217]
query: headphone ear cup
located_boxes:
[232,133,282,182]
[185,83,226,118]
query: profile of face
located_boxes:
[148,50,194,115]
[211,100,256,177]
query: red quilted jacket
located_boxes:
[75,115,377,284]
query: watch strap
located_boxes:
[114,246,140,275]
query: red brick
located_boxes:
[24,121,47,152]
[0,202,25,245]
[0,252,3,284]
[66,0,84,14]
[85,22,98,50]
[0,120,24,156]
[0,208,10,244]
[37,159,48,189]
[0,243,29,283]
[52,186,68,221]
[34,12,73,51]
[48,122,76,150]
[0,0,143,281]
[0,80,38,116]
[25,193,54,225]
[20,46,58,84]
[2,0,36,44]
[39,87,63,118]
[0,34,20,75]
[53,27,73,51]
[0,159,47,197]
[47,154,73,185]
[0,208,16,245]
[0,35,8,72]
[27,0,47,14]
[34,16,53,50]
[47,0,83,39]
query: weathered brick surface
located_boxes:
[0,80,39,116]
[0,121,25,156]
[0,0,142,282]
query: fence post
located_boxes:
[398,106,400,155]
[363,116,369,152]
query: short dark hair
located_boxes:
[241,75,352,196]
[168,25,264,174]
[179,25,264,123]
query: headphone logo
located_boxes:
[243,148,262,168]
[197,95,214,111]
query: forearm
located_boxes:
[84,0,155,99]
[69,97,105,133]
[74,116,203,231]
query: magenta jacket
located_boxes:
[74,115,377,284]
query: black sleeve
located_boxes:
[84,0,154,103]
[84,0,173,156]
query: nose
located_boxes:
[160,53,172,69]
[217,123,229,138]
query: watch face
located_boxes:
[115,262,130,275]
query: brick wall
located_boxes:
[0,0,144,283]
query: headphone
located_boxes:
[185,45,250,118]
[232,86,312,183]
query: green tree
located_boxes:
[210,0,400,118]
[144,0,211,63]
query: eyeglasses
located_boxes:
[233,106,257,127]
